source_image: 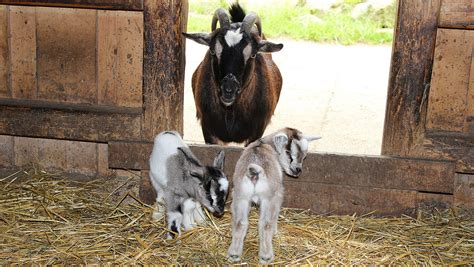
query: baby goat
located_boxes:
[227,127,320,263]
[149,131,229,238]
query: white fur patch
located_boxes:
[182,199,197,231]
[149,131,185,187]
[218,178,229,191]
[243,44,252,63]
[215,40,223,61]
[225,29,243,47]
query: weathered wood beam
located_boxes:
[0,106,142,142]
[0,0,143,10]
[382,0,441,157]
[141,0,188,141]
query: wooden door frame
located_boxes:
[382,0,473,173]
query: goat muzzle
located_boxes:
[220,74,240,106]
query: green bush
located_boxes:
[187,0,396,45]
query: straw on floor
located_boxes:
[0,168,473,265]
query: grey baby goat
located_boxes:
[149,131,229,239]
[227,127,320,263]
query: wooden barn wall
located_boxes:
[0,6,143,108]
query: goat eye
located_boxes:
[251,53,256,58]
[210,49,216,55]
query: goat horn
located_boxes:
[211,8,230,31]
[241,11,262,37]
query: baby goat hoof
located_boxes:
[259,256,274,264]
[227,254,241,262]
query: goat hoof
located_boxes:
[227,254,241,262]
[259,256,274,264]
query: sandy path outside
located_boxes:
[183,39,392,155]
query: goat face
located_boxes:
[273,130,321,177]
[202,166,229,216]
[183,6,283,107]
[181,148,229,216]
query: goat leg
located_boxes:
[258,196,282,264]
[227,198,250,262]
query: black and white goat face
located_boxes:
[181,149,229,216]
[201,166,229,216]
[273,133,321,177]
[183,8,283,107]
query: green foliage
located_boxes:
[186,0,396,45]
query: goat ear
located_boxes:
[258,40,283,53]
[182,32,212,46]
[304,135,322,142]
[273,133,288,154]
[213,150,225,170]
[177,147,202,167]
[189,169,204,180]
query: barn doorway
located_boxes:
[182,0,395,155]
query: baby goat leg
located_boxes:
[227,199,250,262]
[258,197,282,263]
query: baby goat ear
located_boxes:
[273,133,288,154]
[304,135,322,142]
[177,147,202,167]
[213,150,225,170]
[182,32,212,46]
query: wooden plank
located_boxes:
[426,29,473,132]
[0,98,142,114]
[108,142,242,174]
[36,7,96,104]
[0,0,143,11]
[453,173,474,208]
[294,153,455,194]
[466,53,474,132]
[108,143,456,193]
[115,11,142,107]
[439,0,474,29]
[141,0,187,141]
[139,170,156,205]
[97,10,143,108]
[0,135,14,167]
[456,147,474,173]
[284,182,418,216]
[97,10,118,106]
[0,106,142,142]
[9,5,36,99]
[0,5,8,98]
[382,0,441,157]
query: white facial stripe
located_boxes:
[218,178,229,191]
[225,29,243,47]
[243,44,252,63]
[215,40,223,61]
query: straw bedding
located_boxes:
[1,168,473,265]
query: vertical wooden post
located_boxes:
[381,0,441,157]
[141,0,188,141]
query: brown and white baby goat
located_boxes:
[227,127,320,264]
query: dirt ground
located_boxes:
[183,39,392,155]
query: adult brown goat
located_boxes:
[183,4,283,145]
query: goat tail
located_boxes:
[247,163,264,185]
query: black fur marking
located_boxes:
[229,3,246,23]
[170,221,178,238]
[206,166,222,179]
